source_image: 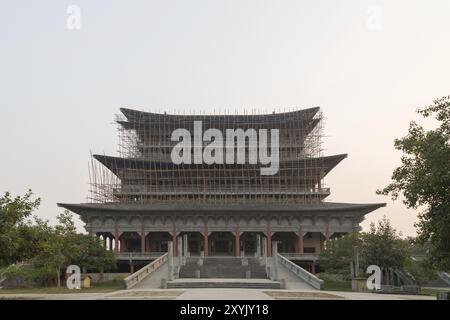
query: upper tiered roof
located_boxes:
[119,107,321,124]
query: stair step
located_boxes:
[167,279,281,289]
[179,257,268,280]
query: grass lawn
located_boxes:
[420,287,450,296]
[322,280,352,292]
[0,280,124,294]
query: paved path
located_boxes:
[0,289,436,300]
[175,288,274,300]
[1,261,437,300]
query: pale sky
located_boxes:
[1,1,449,236]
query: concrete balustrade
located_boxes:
[123,253,168,289]
[276,253,324,290]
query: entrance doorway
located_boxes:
[209,232,234,256]
[186,232,203,255]
[241,232,261,256]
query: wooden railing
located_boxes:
[277,253,324,290]
[123,253,168,289]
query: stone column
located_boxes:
[256,234,261,257]
[262,237,267,257]
[267,225,272,257]
[114,222,119,253]
[203,224,209,257]
[272,241,278,280]
[183,234,188,257]
[235,225,241,257]
[177,236,182,268]
[298,225,304,254]
[262,236,267,266]
[141,222,146,254]
[172,223,177,257]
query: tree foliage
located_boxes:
[320,217,410,276]
[0,191,116,286]
[377,96,450,271]
[0,190,41,266]
[361,217,410,270]
[318,232,361,275]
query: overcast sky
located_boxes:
[1,0,449,236]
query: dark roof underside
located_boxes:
[58,201,386,215]
[120,107,321,124]
[92,154,347,177]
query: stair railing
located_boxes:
[123,253,168,289]
[277,253,324,290]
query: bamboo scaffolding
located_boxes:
[88,107,327,206]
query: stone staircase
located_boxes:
[179,257,267,279]
[167,278,281,289]
[170,257,280,289]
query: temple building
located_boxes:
[58,107,385,272]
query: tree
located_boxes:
[1,192,116,287]
[319,233,362,276]
[0,190,41,266]
[378,96,450,271]
[320,217,410,277]
[403,240,437,285]
[32,211,115,287]
[71,234,116,274]
[361,217,410,270]
[31,217,67,287]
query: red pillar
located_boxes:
[298,225,304,254]
[311,262,316,274]
[267,225,272,257]
[114,222,119,253]
[141,222,145,254]
[235,225,240,257]
[204,224,209,256]
[172,223,177,257]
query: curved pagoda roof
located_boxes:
[58,201,386,216]
[119,106,321,124]
[92,154,347,178]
